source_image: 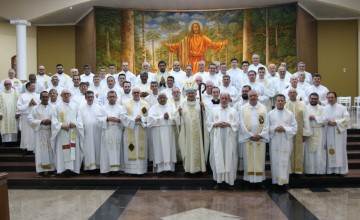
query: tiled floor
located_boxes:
[7,187,360,220]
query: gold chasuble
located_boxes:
[285,101,304,174]
[125,100,148,161]
[243,106,266,176]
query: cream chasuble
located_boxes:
[238,102,269,183]
[0,88,18,142]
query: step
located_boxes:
[348,150,360,159]
[347,129,360,135]
[347,134,360,142]
[347,142,360,150]
[349,159,360,169]
[0,146,24,154]
[0,153,35,162]
[0,162,35,172]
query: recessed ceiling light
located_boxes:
[69,6,73,10]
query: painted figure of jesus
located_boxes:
[164,22,228,74]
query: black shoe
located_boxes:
[213,183,221,190]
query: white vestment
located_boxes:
[28,104,55,173]
[54,73,72,88]
[79,103,103,170]
[175,100,209,173]
[0,88,18,142]
[51,101,84,174]
[238,102,269,183]
[324,103,350,174]
[97,103,126,173]
[17,92,40,151]
[122,99,149,174]
[306,85,329,106]
[207,106,239,185]
[148,103,177,173]
[268,108,297,185]
[304,104,326,174]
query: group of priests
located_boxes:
[0,55,350,190]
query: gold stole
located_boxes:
[125,100,147,161]
[243,106,266,176]
[285,101,304,173]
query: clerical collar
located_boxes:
[211,99,220,104]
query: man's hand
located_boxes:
[41,119,51,125]
[275,126,285,132]
[178,107,182,116]
[69,122,76,129]
[135,115,142,122]
[200,101,205,109]
[15,114,20,119]
[61,124,69,131]
[164,112,169,120]
[309,115,315,121]
[0,115,2,120]
[250,134,262,141]
[328,120,337,126]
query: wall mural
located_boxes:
[95,3,296,74]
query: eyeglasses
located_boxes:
[132,92,140,94]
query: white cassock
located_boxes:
[28,104,56,173]
[219,85,238,103]
[51,101,84,174]
[79,103,103,170]
[324,103,350,174]
[0,88,19,142]
[36,74,51,89]
[147,103,177,173]
[118,93,132,106]
[238,102,269,183]
[80,73,95,86]
[122,99,149,174]
[97,103,127,173]
[98,86,123,106]
[175,100,210,173]
[0,78,23,93]
[54,73,72,88]
[17,92,40,151]
[207,106,239,185]
[268,108,297,185]
[304,104,327,174]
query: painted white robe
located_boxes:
[268,108,297,185]
[175,100,209,173]
[207,106,239,185]
[97,103,126,173]
[28,104,55,173]
[79,103,103,170]
[51,101,84,174]
[238,102,270,183]
[0,88,18,142]
[148,103,177,173]
[122,99,149,174]
[304,104,327,174]
[324,103,350,174]
[17,92,40,151]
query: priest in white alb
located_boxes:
[97,91,127,174]
[17,82,40,153]
[238,90,269,185]
[51,89,84,175]
[304,93,327,175]
[79,91,103,171]
[147,92,177,174]
[28,91,55,177]
[324,91,350,175]
[0,80,19,144]
[207,92,239,190]
[122,87,149,175]
[268,94,297,187]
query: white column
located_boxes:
[10,19,31,81]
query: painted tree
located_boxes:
[242,9,251,61]
[146,30,161,68]
[120,10,135,72]
[205,11,234,37]
[95,9,121,59]
[160,18,181,65]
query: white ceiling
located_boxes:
[0,0,360,25]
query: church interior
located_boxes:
[1,0,360,219]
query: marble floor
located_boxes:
[7,186,360,220]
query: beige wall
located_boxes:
[318,20,358,97]
[37,26,75,75]
[0,21,37,80]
